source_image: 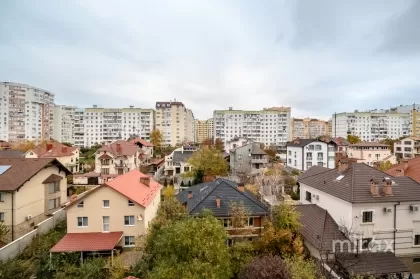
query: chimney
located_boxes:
[402,159,409,171]
[237,183,245,192]
[370,179,380,197]
[216,196,221,208]
[46,143,53,151]
[140,176,150,187]
[395,168,404,177]
[62,146,67,153]
[382,178,393,196]
[116,143,121,153]
[338,160,349,173]
[188,191,193,199]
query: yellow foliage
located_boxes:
[163,186,175,198]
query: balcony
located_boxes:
[115,163,127,168]
[251,158,268,164]
[306,157,312,161]
[317,157,324,161]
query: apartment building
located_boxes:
[286,139,336,171]
[213,106,291,152]
[53,105,76,144]
[83,106,155,147]
[73,108,85,147]
[292,118,329,139]
[347,142,396,166]
[412,108,420,137]
[394,137,420,159]
[331,111,411,141]
[155,101,195,146]
[0,82,54,143]
[194,118,213,144]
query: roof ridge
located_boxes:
[318,208,328,251]
[187,179,221,213]
[298,166,330,181]
[350,163,355,203]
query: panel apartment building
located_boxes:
[292,117,329,139]
[155,101,195,146]
[0,82,54,143]
[83,106,155,147]
[213,106,291,151]
[194,118,213,144]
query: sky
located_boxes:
[1,0,420,120]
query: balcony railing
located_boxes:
[251,158,268,164]
[317,157,324,161]
[306,157,312,161]
[115,163,127,168]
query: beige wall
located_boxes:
[25,149,80,173]
[94,151,139,174]
[348,146,396,166]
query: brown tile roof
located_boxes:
[29,142,78,157]
[42,174,64,184]
[349,142,390,147]
[0,158,70,192]
[0,141,12,149]
[299,163,420,203]
[98,153,113,160]
[295,204,349,253]
[298,166,329,181]
[98,140,138,157]
[0,150,24,158]
[386,156,420,183]
[128,138,154,147]
[50,232,123,252]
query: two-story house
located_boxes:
[225,137,253,152]
[51,170,161,260]
[95,140,140,176]
[286,139,336,171]
[347,142,397,166]
[230,142,268,175]
[164,145,197,176]
[0,158,70,242]
[394,137,420,160]
[298,160,420,274]
[24,142,80,173]
[176,178,269,244]
[128,138,154,162]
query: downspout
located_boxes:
[394,201,400,254]
[11,192,14,241]
[302,146,304,171]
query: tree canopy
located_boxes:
[150,130,163,153]
[239,255,291,279]
[347,135,361,144]
[186,146,228,177]
[378,160,393,171]
[201,138,224,152]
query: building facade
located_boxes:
[213,106,291,152]
[412,108,420,137]
[292,118,329,139]
[95,140,140,176]
[164,145,197,177]
[347,142,396,166]
[0,82,54,143]
[229,142,269,175]
[331,111,411,141]
[155,101,194,146]
[73,108,85,147]
[286,139,336,171]
[194,118,213,144]
[53,105,76,144]
[394,137,420,160]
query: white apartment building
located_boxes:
[83,106,155,147]
[331,111,411,141]
[53,105,76,144]
[292,118,329,139]
[155,101,195,146]
[286,139,336,171]
[194,118,213,144]
[0,82,54,143]
[73,108,84,147]
[394,137,420,160]
[213,106,291,152]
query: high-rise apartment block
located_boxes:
[411,108,420,137]
[83,106,155,147]
[155,101,195,146]
[73,108,85,147]
[331,111,411,141]
[0,82,54,143]
[194,118,213,143]
[213,106,291,151]
[53,105,76,144]
[292,118,328,139]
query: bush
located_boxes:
[290,191,299,200]
[291,169,300,176]
[180,181,184,186]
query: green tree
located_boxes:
[379,138,397,154]
[284,175,297,187]
[214,138,225,152]
[150,130,163,155]
[379,160,393,171]
[239,255,291,279]
[180,181,184,187]
[229,241,256,277]
[347,135,361,144]
[0,221,10,243]
[187,146,228,177]
[284,256,320,279]
[192,168,205,185]
[162,185,175,199]
[188,180,192,186]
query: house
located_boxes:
[0,150,24,158]
[127,138,154,161]
[230,142,268,175]
[51,170,161,260]
[286,139,336,171]
[24,142,80,173]
[95,140,140,176]
[386,157,420,183]
[394,137,420,160]
[347,142,396,166]
[298,161,420,273]
[176,178,269,243]
[224,137,253,152]
[164,145,196,176]
[140,158,165,178]
[296,204,410,277]
[0,158,70,242]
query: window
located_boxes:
[124,215,135,226]
[317,162,323,167]
[315,145,321,150]
[103,200,110,208]
[48,182,60,194]
[0,193,4,202]
[77,217,88,227]
[0,212,4,222]
[361,238,372,250]
[48,197,61,210]
[77,201,84,208]
[128,200,135,206]
[362,211,373,223]
[247,217,254,227]
[305,191,312,202]
[222,218,232,228]
[101,168,110,174]
[413,257,420,264]
[288,159,291,164]
[288,150,291,155]
[306,162,312,169]
[103,216,110,232]
[124,236,135,247]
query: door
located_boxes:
[102,216,110,232]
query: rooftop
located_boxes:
[386,157,420,183]
[286,139,315,147]
[28,142,78,158]
[50,232,123,252]
[0,150,24,158]
[349,142,390,147]
[128,138,154,147]
[98,140,138,157]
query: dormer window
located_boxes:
[128,200,135,206]
[77,201,84,208]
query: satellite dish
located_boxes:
[137,214,143,221]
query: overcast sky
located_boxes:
[1,1,419,120]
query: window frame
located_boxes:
[0,193,4,202]
[48,197,61,210]
[305,191,312,202]
[0,212,4,222]
[124,215,135,226]
[48,181,60,194]
[77,201,84,208]
[124,236,135,247]
[361,210,374,224]
[102,216,110,232]
[361,237,373,250]
[128,200,135,207]
[103,200,110,208]
[77,216,88,227]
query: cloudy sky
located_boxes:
[1,0,419,120]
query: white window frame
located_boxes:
[0,193,5,202]
[102,216,110,232]
[361,210,374,224]
[124,236,135,247]
[124,215,135,226]
[128,200,135,207]
[0,212,4,222]
[77,217,88,228]
[103,200,110,208]
[77,201,84,208]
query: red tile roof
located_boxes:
[105,169,161,207]
[98,140,138,156]
[0,141,11,150]
[98,153,113,160]
[50,232,123,252]
[29,142,78,157]
[128,138,154,147]
[386,156,420,183]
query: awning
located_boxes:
[336,251,410,276]
[50,232,123,252]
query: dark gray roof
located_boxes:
[0,150,24,158]
[251,145,267,155]
[298,166,329,181]
[172,151,194,163]
[176,178,269,217]
[286,139,315,147]
[336,252,410,276]
[295,204,348,253]
[299,163,420,203]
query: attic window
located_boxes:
[0,165,11,175]
[336,175,345,181]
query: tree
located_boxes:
[229,201,253,236]
[180,181,184,187]
[150,130,163,154]
[239,255,291,279]
[163,178,168,187]
[229,241,256,277]
[378,160,393,171]
[214,138,224,152]
[109,252,127,279]
[192,168,204,185]
[187,180,191,186]
[284,175,296,187]
[380,137,397,154]
[12,140,36,152]
[245,184,259,199]
[162,185,175,198]
[0,221,10,243]
[187,146,228,177]
[264,148,277,160]
[283,256,319,279]
[347,135,361,144]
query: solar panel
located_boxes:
[0,165,11,175]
